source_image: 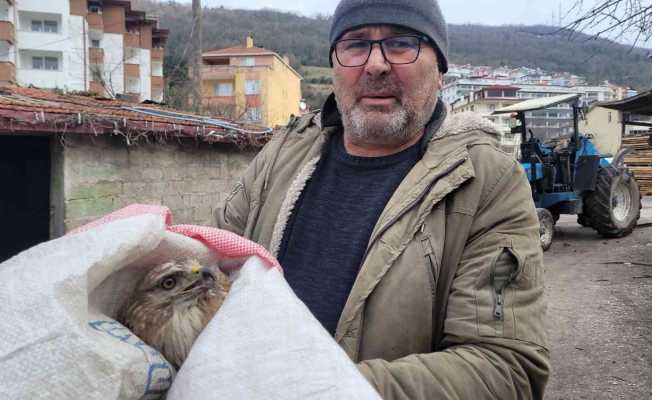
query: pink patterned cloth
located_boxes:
[69,204,280,269]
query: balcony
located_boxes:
[89,47,103,64]
[0,61,15,82]
[0,21,14,44]
[124,63,139,78]
[200,65,239,81]
[203,96,236,107]
[124,32,140,48]
[151,76,163,88]
[87,12,103,31]
[151,48,164,61]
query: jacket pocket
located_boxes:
[418,224,439,301]
[475,239,524,338]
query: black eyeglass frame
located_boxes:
[333,35,430,67]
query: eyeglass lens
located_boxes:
[335,36,421,67]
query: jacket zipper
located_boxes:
[491,252,519,320]
[344,156,468,348]
[419,224,438,298]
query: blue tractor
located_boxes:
[493,94,641,250]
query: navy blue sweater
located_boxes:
[278,132,421,335]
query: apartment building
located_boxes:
[0,0,167,102]
[200,35,302,127]
[451,85,524,155]
[442,78,616,107]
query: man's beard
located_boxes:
[334,75,439,148]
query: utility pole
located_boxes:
[191,0,203,112]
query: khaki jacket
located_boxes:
[215,102,550,399]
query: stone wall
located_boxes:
[59,135,258,233]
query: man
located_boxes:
[216,0,550,398]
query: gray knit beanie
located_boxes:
[329,0,449,73]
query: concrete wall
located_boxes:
[264,56,302,127]
[581,106,622,156]
[66,14,87,91]
[101,33,124,95]
[139,48,151,101]
[58,135,257,233]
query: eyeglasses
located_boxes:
[334,35,429,67]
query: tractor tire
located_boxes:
[577,213,592,227]
[584,166,641,238]
[537,208,554,251]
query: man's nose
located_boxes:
[364,43,391,75]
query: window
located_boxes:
[89,4,102,14]
[45,57,58,70]
[125,47,139,63]
[241,57,255,66]
[31,56,43,69]
[214,82,233,96]
[91,39,101,48]
[245,107,262,121]
[30,19,58,33]
[32,56,59,71]
[244,80,261,95]
[44,20,58,33]
[126,78,140,94]
[152,61,163,77]
[90,64,103,81]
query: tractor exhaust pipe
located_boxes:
[612,147,635,168]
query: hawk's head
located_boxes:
[118,258,230,368]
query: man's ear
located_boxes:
[436,72,444,89]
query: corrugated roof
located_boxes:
[597,90,652,116]
[0,86,272,147]
[492,93,581,114]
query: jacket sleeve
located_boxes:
[357,153,550,399]
[214,137,274,236]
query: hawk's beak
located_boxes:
[200,268,216,284]
[180,267,216,295]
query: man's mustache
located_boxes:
[354,78,402,101]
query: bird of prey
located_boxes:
[118,258,230,368]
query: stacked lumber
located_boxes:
[623,134,652,196]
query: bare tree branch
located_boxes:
[563,0,652,48]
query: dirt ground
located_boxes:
[544,197,652,399]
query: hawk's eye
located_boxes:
[160,276,177,290]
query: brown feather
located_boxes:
[118,258,230,368]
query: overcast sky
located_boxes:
[199,0,571,27]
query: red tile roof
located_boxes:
[0,86,272,147]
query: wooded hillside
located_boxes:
[133,1,652,106]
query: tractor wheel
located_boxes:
[537,208,554,251]
[584,166,641,238]
[577,214,592,227]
